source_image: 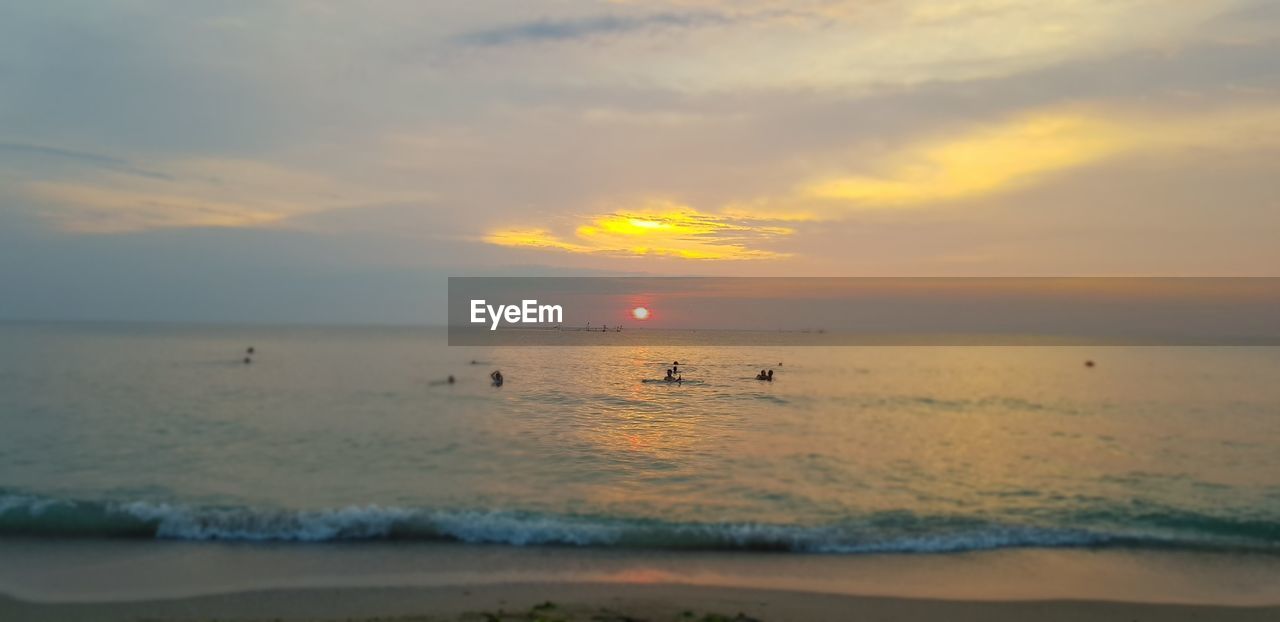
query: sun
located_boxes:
[631,306,650,320]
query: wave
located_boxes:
[1,490,1277,554]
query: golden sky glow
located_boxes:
[3,0,1279,296]
[804,112,1127,206]
[486,202,793,260]
[23,102,1280,245]
[481,103,1280,262]
[797,103,1280,210]
[570,0,1244,93]
[20,158,426,234]
[25,180,288,233]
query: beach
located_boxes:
[6,582,1280,622]
[3,539,1279,621]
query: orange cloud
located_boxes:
[799,102,1280,210]
[22,158,426,234]
[804,111,1128,206]
[485,201,793,260]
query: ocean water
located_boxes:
[1,322,1278,555]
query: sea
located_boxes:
[1,321,1278,557]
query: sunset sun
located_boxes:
[632,306,650,320]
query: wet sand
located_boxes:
[4,581,1280,622]
[2,539,1278,621]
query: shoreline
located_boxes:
[2,538,1279,621]
[5,581,1280,622]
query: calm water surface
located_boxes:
[1,322,1278,553]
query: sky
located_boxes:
[1,0,1278,324]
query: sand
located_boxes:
[4,581,1280,622]
[3,539,1279,621]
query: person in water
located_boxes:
[767,369,774,381]
[490,370,504,386]
[756,369,767,380]
[447,375,455,384]
[664,368,682,383]
[672,361,679,374]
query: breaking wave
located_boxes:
[1,490,1276,554]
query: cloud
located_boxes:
[0,141,171,180]
[20,158,428,234]
[804,111,1128,206]
[798,102,1280,209]
[485,201,793,260]
[456,11,729,46]
[447,1,1254,93]
[5,1,1279,275]
[24,180,286,233]
[581,107,748,127]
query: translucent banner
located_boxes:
[448,277,1280,346]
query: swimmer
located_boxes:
[767,369,774,381]
[756,369,768,380]
[490,370,504,387]
[447,375,455,384]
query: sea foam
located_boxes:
[1,489,1276,554]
